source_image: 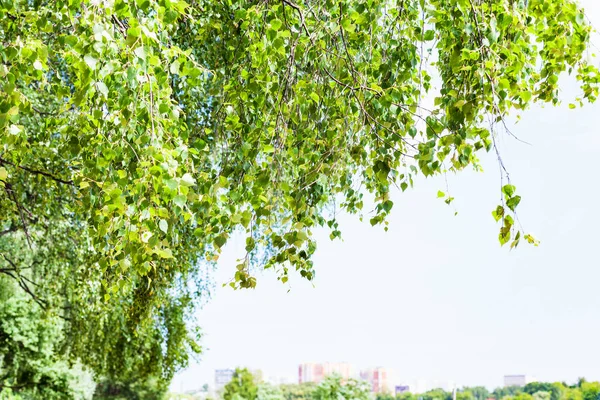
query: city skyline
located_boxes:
[204,364,569,395]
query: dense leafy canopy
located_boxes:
[313,375,372,400]
[257,384,285,400]
[1,0,599,394]
[223,368,259,400]
[0,277,95,399]
[280,382,317,400]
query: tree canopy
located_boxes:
[313,375,372,400]
[223,368,259,400]
[1,0,599,393]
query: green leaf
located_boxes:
[84,55,98,70]
[141,231,153,243]
[519,91,532,102]
[454,99,466,109]
[263,144,275,153]
[180,173,196,187]
[214,235,227,248]
[492,205,505,222]
[165,179,178,191]
[173,195,186,208]
[437,190,445,198]
[270,19,283,31]
[506,195,521,212]
[96,81,109,97]
[159,219,168,234]
[134,46,147,60]
[8,125,23,135]
[245,237,255,252]
[502,184,516,198]
[170,60,181,74]
[157,248,174,259]
[0,167,7,181]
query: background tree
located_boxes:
[312,375,372,400]
[223,368,259,400]
[376,393,396,400]
[457,390,475,400]
[465,387,490,400]
[280,383,316,400]
[92,375,165,400]
[0,276,94,400]
[396,393,418,400]
[579,382,600,400]
[421,389,451,400]
[494,387,524,400]
[563,388,584,400]
[524,383,562,400]
[532,392,551,400]
[257,384,285,400]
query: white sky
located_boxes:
[172,0,600,392]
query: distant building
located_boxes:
[215,369,235,390]
[360,367,389,393]
[298,362,354,384]
[504,375,536,387]
[395,385,410,395]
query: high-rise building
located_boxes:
[504,375,536,387]
[298,362,354,384]
[360,367,389,393]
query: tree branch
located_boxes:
[0,253,47,310]
[0,225,21,236]
[0,157,74,185]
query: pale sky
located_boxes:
[172,1,600,393]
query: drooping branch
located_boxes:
[0,253,47,310]
[0,157,74,186]
[0,225,21,236]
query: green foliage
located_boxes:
[396,393,418,400]
[494,386,525,400]
[420,389,452,400]
[579,382,600,400]
[525,383,563,400]
[1,0,599,393]
[280,383,316,400]
[512,394,534,400]
[533,392,551,400]
[92,376,166,400]
[376,383,599,400]
[464,386,490,400]
[0,277,91,399]
[376,393,396,400]
[223,369,259,400]
[312,375,372,400]
[257,384,284,400]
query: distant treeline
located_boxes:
[171,371,600,400]
[374,380,600,400]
